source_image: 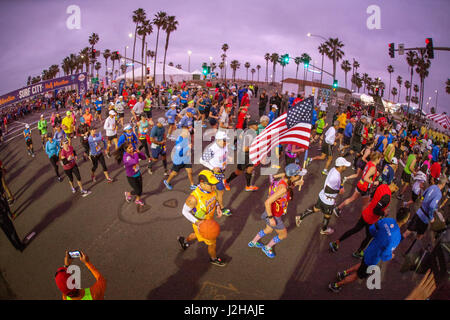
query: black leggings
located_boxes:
[338,216,373,251]
[127,174,143,197]
[49,155,60,178]
[64,165,81,183]
[138,139,150,158]
[91,153,107,173]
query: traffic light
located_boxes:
[425,38,434,59]
[375,87,379,96]
[202,66,208,75]
[332,79,338,91]
[91,49,97,59]
[282,54,290,64]
[388,43,395,58]
[304,59,309,69]
[381,88,385,97]
[146,67,150,75]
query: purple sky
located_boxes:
[1,0,449,113]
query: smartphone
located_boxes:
[68,250,81,259]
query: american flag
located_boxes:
[250,96,314,165]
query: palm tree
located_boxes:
[324,38,345,83]
[404,81,411,102]
[176,64,182,70]
[211,62,217,75]
[341,60,351,89]
[120,63,128,75]
[256,64,261,82]
[362,73,369,93]
[152,11,167,87]
[50,64,60,78]
[103,49,111,77]
[413,84,419,97]
[406,50,417,113]
[294,57,302,80]
[162,15,179,84]
[137,19,153,87]
[230,60,240,81]
[132,8,146,85]
[387,65,394,100]
[79,47,90,74]
[415,50,431,113]
[220,54,227,80]
[318,43,327,84]
[391,87,398,101]
[221,44,229,81]
[168,62,174,67]
[270,53,279,85]
[244,62,250,81]
[351,72,361,92]
[396,76,403,102]
[111,51,120,79]
[218,61,225,79]
[251,68,256,81]
[88,33,99,77]
[27,76,31,86]
[264,53,270,83]
[95,62,101,78]
[446,79,450,94]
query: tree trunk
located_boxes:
[163,33,170,85]
[153,28,160,87]
[320,53,324,84]
[132,24,138,86]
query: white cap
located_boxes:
[25,124,30,128]
[391,157,398,165]
[98,97,102,101]
[109,110,116,116]
[271,104,278,109]
[335,157,351,167]
[215,130,227,140]
[119,96,123,99]
[157,117,167,125]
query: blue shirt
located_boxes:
[344,122,353,138]
[416,185,442,224]
[172,136,190,165]
[45,140,60,158]
[24,128,31,140]
[364,218,402,266]
[432,145,440,162]
[387,133,394,145]
[94,100,102,111]
[312,109,318,126]
[53,130,66,144]
[118,132,138,150]
[88,133,105,156]
[165,109,178,124]
[268,111,276,124]
[178,115,193,129]
[150,126,165,143]
[380,164,395,185]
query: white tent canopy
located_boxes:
[116,62,194,85]
[191,69,203,75]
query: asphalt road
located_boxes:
[0,92,426,300]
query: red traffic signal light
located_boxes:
[425,38,434,59]
[388,43,395,58]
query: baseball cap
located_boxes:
[391,157,398,165]
[124,124,132,131]
[170,103,177,108]
[186,107,195,114]
[248,119,258,126]
[271,104,278,109]
[198,170,220,185]
[79,116,85,123]
[157,117,167,125]
[40,114,44,118]
[66,111,72,116]
[285,163,302,177]
[25,124,30,129]
[55,267,77,296]
[109,110,116,116]
[215,130,227,140]
[335,157,351,167]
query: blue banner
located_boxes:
[119,79,125,96]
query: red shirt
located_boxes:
[240,94,250,107]
[362,184,391,225]
[430,162,441,179]
[127,99,137,109]
[236,107,248,129]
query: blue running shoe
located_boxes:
[248,241,264,248]
[262,246,275,258]
[163,180,173,190]
[190,184,197,190]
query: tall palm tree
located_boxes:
[413,84,419,97]
[95,62,101,78]
[406,50,417,113]
[230,60,240,81]
[270,53,279,85]
[152,11,167,87]
[220,53,227,80]
[391,87,398,101]
[361,73,369,93]
[341,60,351,89]
[446,79,450,94]
[27,76,31,86]
[218,62,225,79]
[324,38,345,82]
[415,50,431,113]
[111,51,120,79]
[221,44,229,81]
[50,64,60,78]
[396,76,403,102]
[279,55,289,90]
[256,64,261,82]
[88,33,99,77]
[294,57,302,80]
[251,68,256,82]
[351,72,362,93]
[404,81,411,102]
[244,62,250,81]
[211,62,217,75]
[264,53,270,83]
[103,49,111,77]
[387,65,394,100]
[137,19,153,87]
[132,8,146,85]
[318,43,327,84]
[162,15,178,85]
[79,47,90,74]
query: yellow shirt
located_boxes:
[190,187,217,245]
[61,116,74,134]
[337,113,347,129]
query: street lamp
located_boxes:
[307,32,328,84]
[434,90,438,112]
[187,50,192,72]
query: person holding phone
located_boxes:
[54,251,106,300]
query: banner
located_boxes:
[119,79,125,96]
[0,72,87,110]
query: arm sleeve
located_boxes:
[182,203,198,224]
[200,147,214,170]
[373,195,391,216]
[85,261,106,300]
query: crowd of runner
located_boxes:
[1,78,449,299]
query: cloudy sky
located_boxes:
[1,0,449,112]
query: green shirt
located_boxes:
[37,119,48,135]
[316,118,325,134]
[404,154,416,175]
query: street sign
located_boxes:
[91,77,98,84]
[399,43,405,55]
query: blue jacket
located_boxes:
[172,136,190,165]
[165,109,178,124]
[344,122,353,138]
[416,185,442,224]
[364,218,402,266]
[88,133,106,156]
[45,140,60,158]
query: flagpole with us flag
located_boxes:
[249,96,315,187]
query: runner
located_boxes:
[77,116,90,161]
[328,208,410,293]
[143,93,153,122]
[53,125,66,145]
[114,140,146,206]
[148,117,168,176]
[61,111,75,144]
[114,96,125,128]
[397,147,419,200]
[296,157,351,235]
[59,139,91,196]
[118,124,139,150]
[329,181,398,257]
[307,120,340,175]
[45,134,63,182]
[403,170,427,207]
[37,114,48,150]
[83,108,93,128]
[103,110,118,157]
[94,97,103,122]
[23,124,35,157]
[333,152,382,218]
[248,163,305,258]
[165,103,178,140]
[177,169,226,267]
[88,128,114,183]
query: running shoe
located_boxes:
[305,157,312,167]
[164,170,169,176]
[295,216,303,227]
[147,169,153,175]
[329,241,339,253]
[57,176,63,182]
[91,175,97,182]
[261,246,275,258]
[177,236,189,250]
[322,169,329,175]
[245,186,258,191]
[221,208,232,216]
[106,178,114,183]
[352,250,364,259]
[190,184,197,191]
[31,153,35,158]
[209,257,227,267]
[135,199,144,206]
[333,207,341,218]
[320,227,334,235]
[328,282,342,293]
[396,194,404,200]
[124,192,132,203]
[163,180,173,190]
[223,179,231,191]
[81,190,92,197]
[248,241,264,248]
[71,187,76,194]
[336,271,348,281]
